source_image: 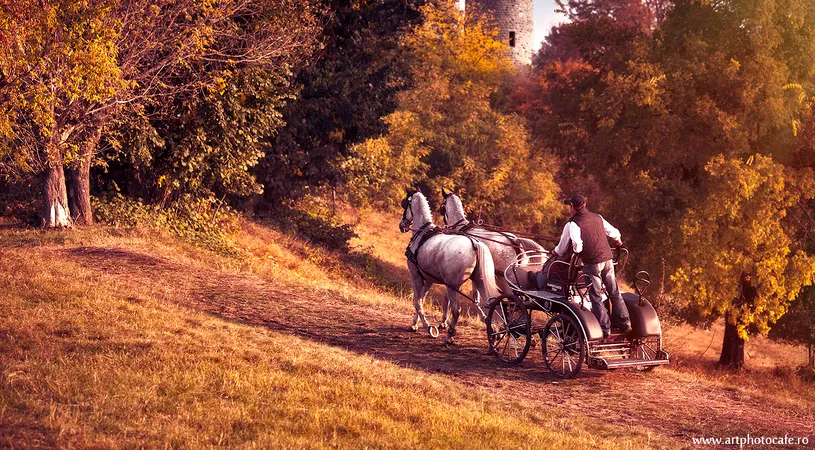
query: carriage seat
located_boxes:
[541,253,585,295]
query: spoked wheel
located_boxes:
[630,336,660,372]
[486,294,531,364]
[542,313,585,379]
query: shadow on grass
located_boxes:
[66,245,605,383]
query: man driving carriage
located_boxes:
[551,195,632,338]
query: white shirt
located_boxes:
[554,214,621,256]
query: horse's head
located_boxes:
[399,189,418,232]
[440,188,465,227]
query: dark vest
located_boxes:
[569,209,613,264]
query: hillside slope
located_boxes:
[0,225,662,448]
[1,213,814,448]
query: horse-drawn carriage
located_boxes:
[399,189,670,378]
[485,249,671,378]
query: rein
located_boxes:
[474,221,560,243]
[446,220,532,251]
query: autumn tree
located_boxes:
[257,0,426,208]
[0,0,123,226]
[670,156,815,367]
[347,0,563,229]
[0,0,319,226]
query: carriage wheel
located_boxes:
[542,314,585,379]
[486,294,531,364]
[630,336,660,372]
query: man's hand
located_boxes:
[616,241,624,248]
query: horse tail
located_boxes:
[473,241,502,302]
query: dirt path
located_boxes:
[65,246,815,447]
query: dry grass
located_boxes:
[3,206,815,448]
[0,226,663,449]
[341,205,412,286]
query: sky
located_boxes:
[459,0,568,51]
[533,0,566,50]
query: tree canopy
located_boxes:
[347,0,563,230]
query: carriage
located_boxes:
[485,248,670,378]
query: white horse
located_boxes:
[399,190,501,344]
[440,189,548,294]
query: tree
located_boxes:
[257,0,426,208]
[0,0,124,227]
[0,0,320,226]
[348,0,563,228]
[670,155,815,367]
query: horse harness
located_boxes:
[451,221,528,256]
[404,223,484,309]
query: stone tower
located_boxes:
[467,0,534,65]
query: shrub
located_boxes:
[266,194,358,253]
[93,194,247,258]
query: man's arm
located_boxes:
[600,215,622,245]
[553,223,571,255]
[554,222,582,255]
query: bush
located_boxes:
[93,194,247,258]
[266,194,358,253]
[0,178,40,225]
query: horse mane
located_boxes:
[444,193,467,224]
[412,192,434,225]
[450,194,466,221]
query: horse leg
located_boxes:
[439,292,449,329]
[445,287,460,345]
[409,277,432,332]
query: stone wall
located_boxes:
[469,0,534,65]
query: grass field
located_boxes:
[0,224,664,448]
[1,207,814,448]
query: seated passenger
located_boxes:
[535,251,571,290]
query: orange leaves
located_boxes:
[343,0,563,228]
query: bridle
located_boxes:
[400,191,425,233]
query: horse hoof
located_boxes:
[439,322,448,329]
[428,326,439,338]
[408,325,419,332]
[444,337,455,346]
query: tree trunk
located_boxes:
[66,128,99,226]
[66,151,93,225]
[41,157,72,228]
[719,311,745,369]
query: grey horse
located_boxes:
[399,190,501,344]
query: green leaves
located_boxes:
[259,0,426,204]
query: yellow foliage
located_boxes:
[345,0,562,229]
[670,154,815,338]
